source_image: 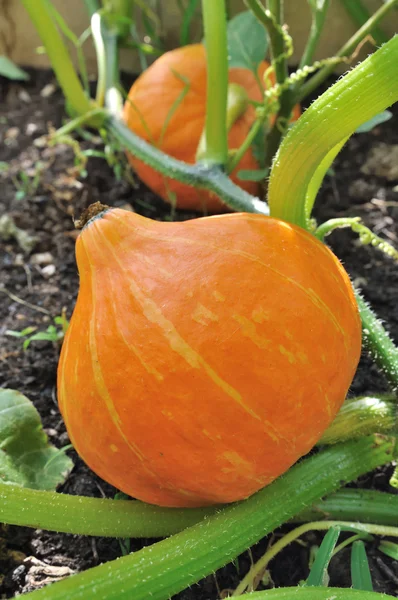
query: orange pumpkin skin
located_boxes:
[57,208,361,508]
[123,44,300,213]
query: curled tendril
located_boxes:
[316,217,398,262]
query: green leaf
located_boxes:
[237,168,269,182]
[351,540,373,591]
[0,56,30,81]
[379,540,398,561]
[5,327,37,339]
[0,388,73,490]
[355,110,393,133]
[227,10,268,73]
[305,526,341,587]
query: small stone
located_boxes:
[5,127,20,140]
[31,252,54,266]
[40,83,56,98]
[44,428,58,437]
[40,264,56,279]
[18,89,31,103]
[26,122,39,136]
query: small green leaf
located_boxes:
[0,56,30,81]
[0,388,73,490]
[305,526,341,587]
[351,540,373,591]
[356,110,393,133]
[227,10,268,73]
[379,540,398,561]
[5,327,37,338]
[237,168,269,182]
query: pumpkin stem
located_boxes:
[74,202,111,230]
[196,83,249,163]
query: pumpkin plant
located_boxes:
[4,0,398,598]
[123,43,300,212]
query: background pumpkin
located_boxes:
[58,205,361,508]
[123,43,300,213]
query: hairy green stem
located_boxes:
[107,116,269,213]
[20,0,92,117]
[0,483,215,538]
[268,35,398,228]
[200,0,229,167]
[356,291,398,390]
[298,0,398,102]
[295,489,398,526]
[339,0,389,47]
[299,0,331,69]
[16,436,395,600]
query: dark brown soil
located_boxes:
[1,69,398,599]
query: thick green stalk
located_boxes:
[339,0,389,47]
[200,0,229,167]
[299,0,331,69]
[319,395,397,444]
[107,116,269,213]
[0,483,215,538]
[295,489,398,526]
[196,83,249,162]
[21,0,92,117]
[298,0,398,102]
[17,436,395,600]
[268,35,398,228]
[356,291,398,390]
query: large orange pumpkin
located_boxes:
[123,44,300,213]
[57,204,361,508]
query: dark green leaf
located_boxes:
[237,168,269,182]
[227,10,268,72]
[305,526,341,587]
[356,111,393,133]
[351,540,373,591]
[379,540,398,561]
[0,56,30,81]
[0,388,73,490]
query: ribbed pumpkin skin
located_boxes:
[123,44,300,213]
[57,208,361,508]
